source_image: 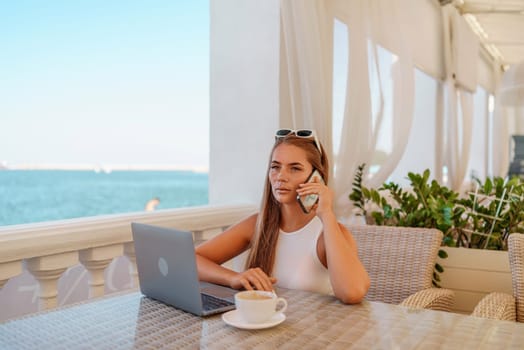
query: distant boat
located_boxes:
[93,165,112,174]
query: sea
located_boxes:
[0,170,208,227]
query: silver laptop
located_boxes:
[131,222,236,316]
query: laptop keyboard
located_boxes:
[201,293,234,311]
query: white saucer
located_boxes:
[221,309,286,330]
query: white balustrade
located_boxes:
[0,204,256,314]
[79,244,124,298]
[26,252,79,310]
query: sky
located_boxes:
[0,0,210,171]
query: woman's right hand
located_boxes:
[230,267,277,291]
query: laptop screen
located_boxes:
[131,222,235,316]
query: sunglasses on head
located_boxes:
[275,129,322,155]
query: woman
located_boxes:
[196,129,369,304]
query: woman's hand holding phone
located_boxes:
[296,169,327,214]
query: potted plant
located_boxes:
[349,164,523,313]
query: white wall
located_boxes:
[209,0,281,205]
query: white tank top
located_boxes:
[273,216,334,295]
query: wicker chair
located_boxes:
[471,233,524,322]
[347,225,455,311]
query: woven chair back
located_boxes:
[347,225,443,304]
[509,234,524,322]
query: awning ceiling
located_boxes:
[456,0,524,69]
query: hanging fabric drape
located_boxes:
[332,1,373,218]
[365,0,415,188]
[492,65,515,178]
[280,0,416,218]
[441,5,478,190]
[333,0,415,217]
[500,61,524,107]
[280,0,333,162]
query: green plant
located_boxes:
[349,163,366,213]
[350,165,455,286]
[349,164,524,287]
[456,176,524,250]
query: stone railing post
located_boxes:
[26,252,79,310]
[79,244,124,298]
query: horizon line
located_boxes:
[0,163,209,173]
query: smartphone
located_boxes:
[297,169,325,214]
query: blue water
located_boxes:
[0,170,208,226]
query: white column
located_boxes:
[26,252,78,310]
[79,244,123,298]
[209,0,282,205]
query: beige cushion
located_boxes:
[472,234,524,322]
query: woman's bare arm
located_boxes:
[195,213,276,291]
[318,220,370,304]
[298,180,370,304]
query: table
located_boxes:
[1,288,524,349]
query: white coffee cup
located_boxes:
[234,290,287,324]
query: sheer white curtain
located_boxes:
[441,5,476,190]
[280,0,333,161]
[443,83,474,190]
[333,1,372,218]
[494,113,510,178]
[332,0,415,217]
[280,0,415,218]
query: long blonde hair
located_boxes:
[244,134,329,275]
